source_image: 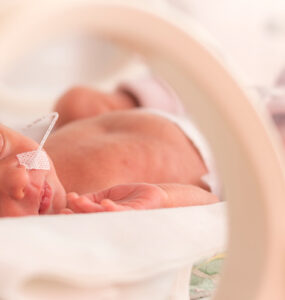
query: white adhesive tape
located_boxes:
[16,112,58,170]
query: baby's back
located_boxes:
[45,110,207,194]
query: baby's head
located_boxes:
[0,124,66,217]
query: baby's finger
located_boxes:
[100,199,133,212]
[66,192,79,203]
[60,208,74,214]
[69,195,104,213]
[66,192,80,212]
[75,192,104,204]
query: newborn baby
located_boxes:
[0,80,218,217]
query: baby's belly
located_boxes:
[45,110,207,193]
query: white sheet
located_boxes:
[0,203,227,300]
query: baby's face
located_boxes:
[0,124,66,217]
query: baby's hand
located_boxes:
[62,183,218,214]
[64,183,168,213]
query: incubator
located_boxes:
[0,1,284,300]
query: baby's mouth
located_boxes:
[39,182,52,214]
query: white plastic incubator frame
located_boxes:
[0,1,285,300]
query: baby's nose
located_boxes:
[9,185,25,200]
[4,165,29,200]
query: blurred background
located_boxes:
[0,0,284,101]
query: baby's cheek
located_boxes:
[1,166,28,198]
[0,197,30,217]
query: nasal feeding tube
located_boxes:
[16,112,58,170]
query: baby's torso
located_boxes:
[45,110,207,194]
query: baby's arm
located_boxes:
[158,183,219,207]
[63,183,219,214]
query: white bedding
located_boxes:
[0,203,226,300]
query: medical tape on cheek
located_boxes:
[16,112,59,170]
